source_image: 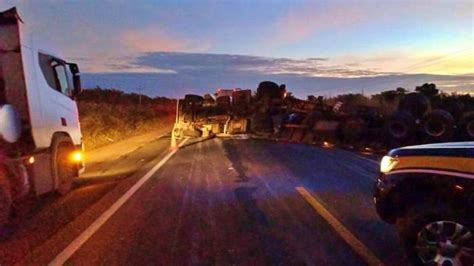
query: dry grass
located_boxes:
[77,88,175,150]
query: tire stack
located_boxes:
[459,111,474,140]
[250,81,286,135]
[387,92,474,148]
[386,93,428,147]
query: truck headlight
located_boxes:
[71,151,83,162]
[380,156,398,173]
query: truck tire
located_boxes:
[399,93,430,119]
[422,109,455,142]
[184,94,204,105]
[256,81,284,100]
[396,203,473,265]
[0,166,12,228]
[387,111,415,142]
[459,111,474,140]
[51,136,77,195]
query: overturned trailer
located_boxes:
[173,80,474,151]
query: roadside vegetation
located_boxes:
[77,87,175,150]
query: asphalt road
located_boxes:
[1,136,406,265]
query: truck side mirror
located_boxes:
[0,104,22,143]
[68,63,82,98]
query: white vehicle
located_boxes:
[0,7,83,226]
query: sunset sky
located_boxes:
[1,0,472,97]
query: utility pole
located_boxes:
[138,88,142,108]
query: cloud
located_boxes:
[273,2,365,45]
[131,52,389,78]
[120,29,189,53]
[271,1,473,46]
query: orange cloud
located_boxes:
[272,1,472,46]
[273,2,367,45]
[120,28,188,52]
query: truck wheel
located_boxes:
[422,109,455,142]
[387,111,415,142]
[51,136,77,195]
[396,204,473,265]
[0,166,12,227]
[459,111,474,140]
[399,93,430,119]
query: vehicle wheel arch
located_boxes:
[49,132,76,195]
[390,174,455,220]
[392,174,467,221]
[49,132,74,150]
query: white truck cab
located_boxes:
[0,7,83,226]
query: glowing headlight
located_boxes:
[380,156,398,173]
[71,151,83,162]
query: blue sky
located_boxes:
[1,0,472,97]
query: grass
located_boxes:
[77,88,175,150]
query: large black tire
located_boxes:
[184,94,204,105]
[396,203,473,265]
[422,109,455,142]
[437,97,464,120]
[256,81,284,100]
[0,166,12,228]
[399,93,430,119]
[459,111,474,140]
[51,136,77,195]
[387,111,416,143]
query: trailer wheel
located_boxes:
[399,93,430,119]
[459,111,474,140]
[387,111,415,142]
[422,109,454,142]
[51,136,77,195]
[0,166,12,227]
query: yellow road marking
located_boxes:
[50,138,189,265]
[295,186,384,266]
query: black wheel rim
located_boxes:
[389,121,407,138]
[467,121,474,138]
[416,221,474,266]
[425,120,446,137]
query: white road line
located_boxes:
[296,186,384,266]
[50,138,189,265]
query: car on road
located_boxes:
[374,142,474,265]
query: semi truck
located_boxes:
[0,7,83,227]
